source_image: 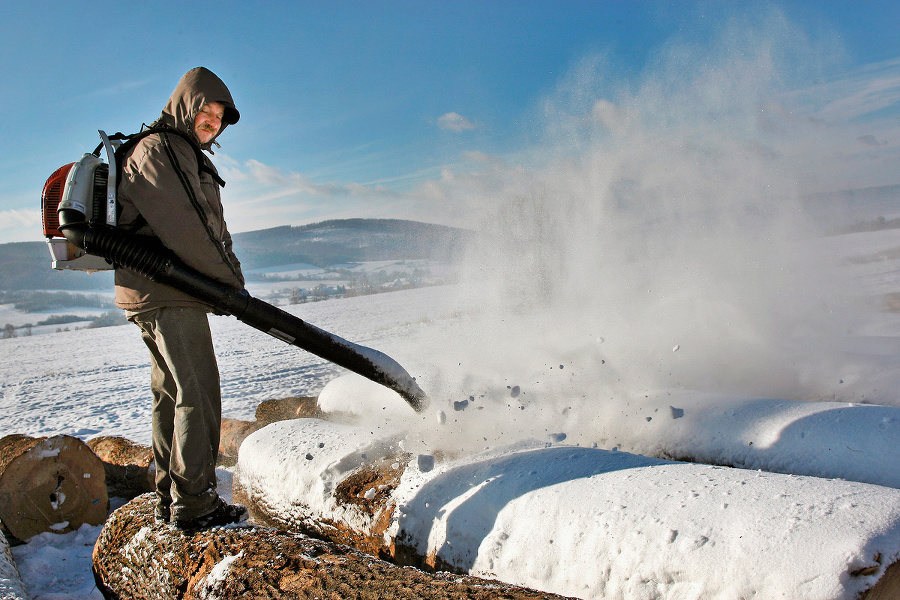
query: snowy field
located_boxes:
[1,222,900,598]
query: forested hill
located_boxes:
[0,219,474,290]
[230,219,474,271]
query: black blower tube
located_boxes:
[58,211,428,412]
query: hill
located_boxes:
[0,219,475,291]
[231,218,474,271]
[0,242,114,291]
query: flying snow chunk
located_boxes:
[417,454,435,472]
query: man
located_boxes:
[115,67,248,529]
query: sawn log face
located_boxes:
[0,434,107,542]
[92,494,575,600]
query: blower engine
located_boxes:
[39,131,428,412]
[41,131,119,271]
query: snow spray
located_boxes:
[406,8,892,456]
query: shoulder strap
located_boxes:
[97,126,228,234]
[96,126,227,188]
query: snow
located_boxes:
[198,551,243,598]
[9,524,105,600]
[3,221,900,597]
[238,412,900,600]
[390,446,900,599]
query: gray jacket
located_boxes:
[115,67,244,312]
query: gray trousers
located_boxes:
[131,307,221,520]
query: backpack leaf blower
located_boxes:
[41,131,428,412]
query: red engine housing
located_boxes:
[41,163,74,238]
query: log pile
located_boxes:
[87,436,154,499]
[235,418,900,600]
[235,450,407,560]
[92,494,575,600]
[0,434,107,542]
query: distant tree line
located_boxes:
[0,290,115,313]
[1,310,126,338]
[830,215,900,236]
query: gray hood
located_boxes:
[154,67,239,150]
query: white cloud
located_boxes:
[216,157,423,233]
[437,112,476,132]
[0,209,43,243]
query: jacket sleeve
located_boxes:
[119,134,244,290]
[221,226,245,288]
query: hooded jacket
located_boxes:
[115,67,244,313]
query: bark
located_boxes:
[92,494,574,600]
[0,434,108,542]
[87,436,154,499]
[255,396,321,423]
[0,531,29,600]
[218,418,265,467]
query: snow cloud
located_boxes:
[437,112,476,132]
[405,9,893,453]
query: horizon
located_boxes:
[1,1,899,245]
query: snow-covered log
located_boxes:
[0,434,108,542]
[91,494,575,600]
[0,532,28,600]
[236,418,900,600]
[87,435,154,499]
[610,396,900,489]
[218,398,320,466]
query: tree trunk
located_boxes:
[218,418,265,467]
[0,434,108,542]
[255,396,321,423]
[92,494,574,600]
[0,531,29,600]
[87,436,154,499]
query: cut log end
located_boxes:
[0,434,108,542]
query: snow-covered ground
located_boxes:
[2,222,900,598]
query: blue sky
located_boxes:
[2,0,899,244]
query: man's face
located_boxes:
[194,101,225,145]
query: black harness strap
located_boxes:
[94,126,226,188]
